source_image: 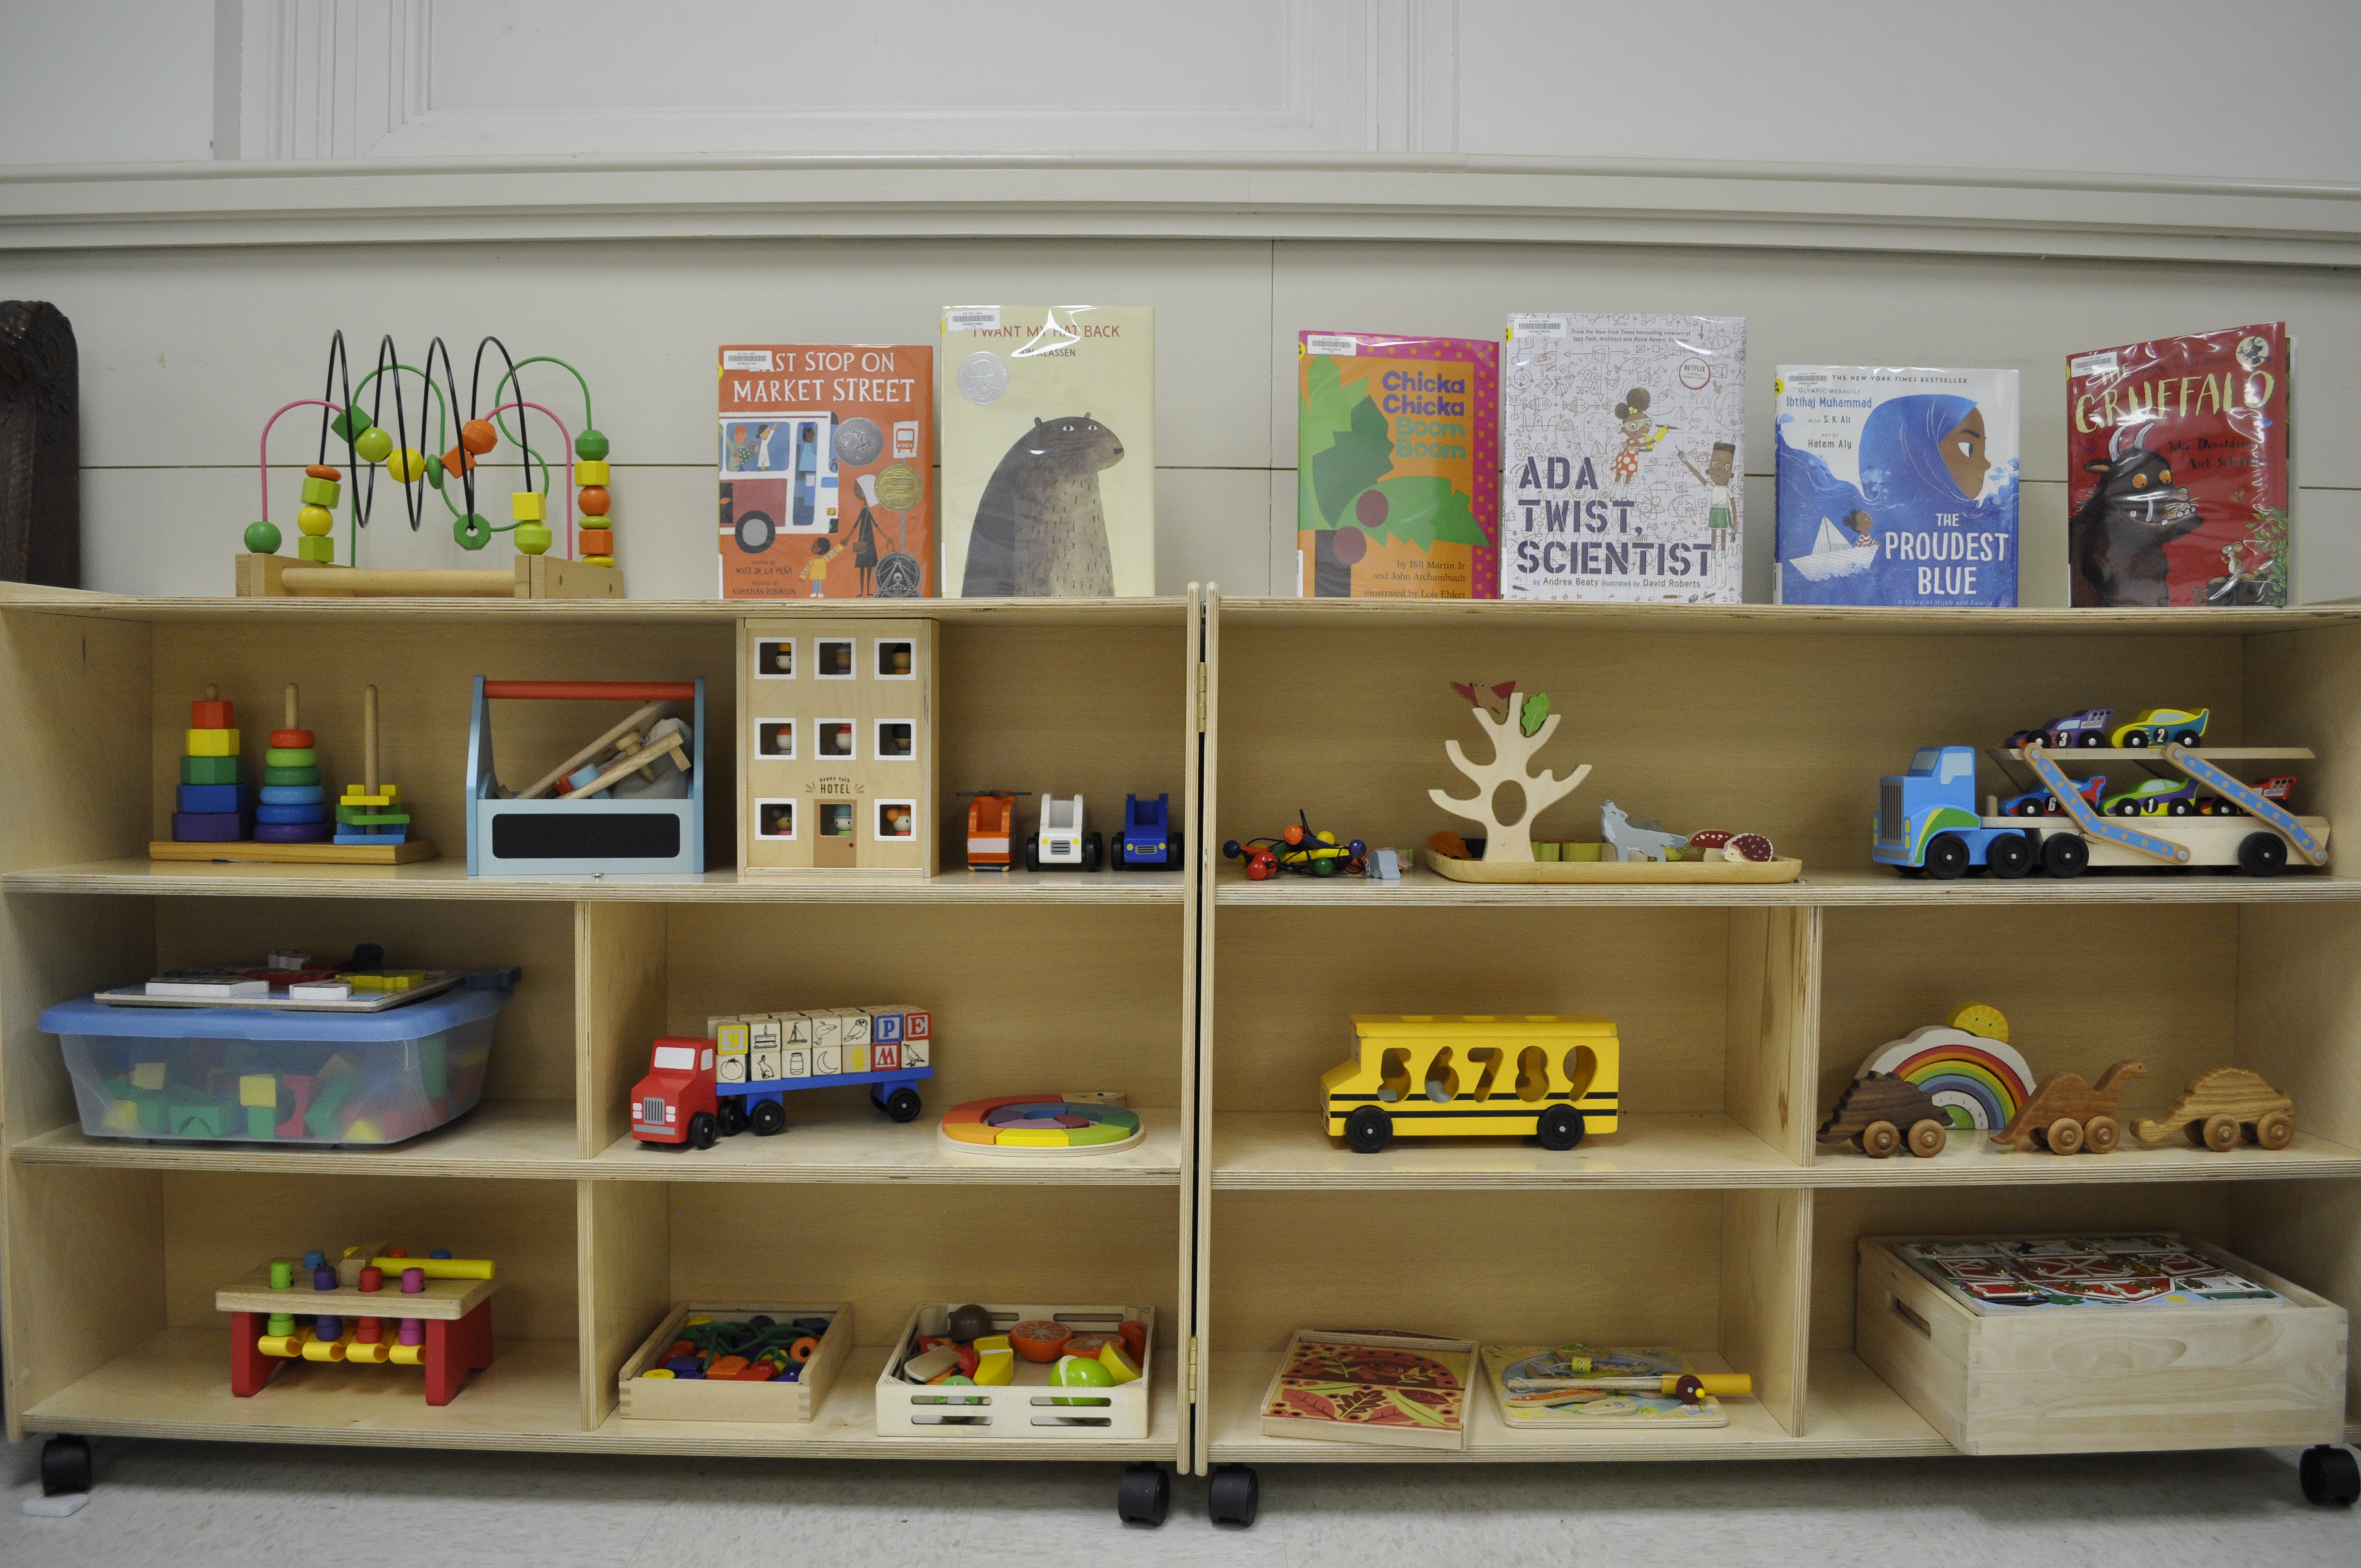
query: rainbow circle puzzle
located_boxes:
[1855,1015,2036,1132]
[938,1096,1144,1156]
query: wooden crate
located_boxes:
[875,1302,1154,1441]
[616,1302,855,1424]
[1856,1235,2348,1454]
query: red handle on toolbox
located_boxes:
[483,681,698,701]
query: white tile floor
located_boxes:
[7,1436,2358,1566]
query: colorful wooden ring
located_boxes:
[1010,1320,1072,1363]
[453,513,491,550]
[787,1335,819,1363]
[271,729,314,749]
[306,464,342,481]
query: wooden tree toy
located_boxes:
[1431,680,1591,862]
[1818,1072,1951,1158]
[1989,1060,2148,1154]
[171,685,250,843]
[2134,1066,2297,1152]
[254,684,332,845]
[335,684,413,847]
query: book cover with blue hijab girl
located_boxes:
[1775,367,2020,606]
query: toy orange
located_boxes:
[1010,1320,1073,1363]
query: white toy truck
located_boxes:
[1026,794,1103,872]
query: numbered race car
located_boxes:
[2102,778,2199,817]
[2110,707,2210,748]
[2001,775,2107,817]
[2006,708,2113,750]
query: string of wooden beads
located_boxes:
[576,426,613,569]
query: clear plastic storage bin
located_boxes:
[39,987,508,1145]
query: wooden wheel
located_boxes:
[1907,1119,1948,1158]
[2186,1120,2211,1148]
[2253,1111,2295,1151]
[2083,1116,2121,1155]
[2046,1117,2085,1155]
[2202,1113,2241,1152]
[1860,1120,1900,1158]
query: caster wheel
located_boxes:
[2300,1444,2359,1505]
[1116,1462,1171,1526]
[42,1434,92,1495]
[1209,1464,1259,1527]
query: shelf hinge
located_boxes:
[1195,666,1207,732]
[1187,1336,1200,1397]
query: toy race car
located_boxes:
[1115,793,1184,870]
[2110,707,2210,748]
[2006,708,2112,750]
[2102,778,2197,817]
[1223,811,1367,880]
[2001,775,2107,816]
[1026,794,1103,872]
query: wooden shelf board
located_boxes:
[1212,1112,1799,1189]
[1804,1129,2361,1186]
[20,1333,1181,1461]
[1204,1348,1949,1462]
[590,1106,1185,1185]
[1215,863,2361,907]
[591,1344,1182,1460]
[23,1330,585,1449]
[4,858,1186,904]
[9,1100,581,1178]
[1214,598,2361,636]
[0,590,1190,629]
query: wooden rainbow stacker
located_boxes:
[219,1244,499,1407]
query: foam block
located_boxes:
[172,810,247,842]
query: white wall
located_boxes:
[7,2,2358,181]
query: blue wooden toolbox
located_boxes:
[467,678,705,875]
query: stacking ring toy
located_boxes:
[938,1096,1144,1156]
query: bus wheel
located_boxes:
[1344,1107,1393,1154]
[1536,1106,1586,1151]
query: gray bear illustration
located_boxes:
[961,413,1125,597]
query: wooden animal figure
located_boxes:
[1599,801,1687,863]
[2133,1066,2295,1152]
[961,415,1126,597]
[1818,1072,1950,1158]
[1989,1060,2147,1155]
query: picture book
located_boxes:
[1297,331,1499,598]
[2066,323,2291,607]
[939,306,1155,598]
[717,345,934,601]
[1258,1330,1475,1450]
[1894,1234,2286,1315]
[1500,313,1744,603]
[1775,366,2021,607]
[1481,1344,1728,1428]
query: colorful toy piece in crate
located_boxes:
[937,1095,1145,1156]
[630,1004,931,1150]
[642,1311,836,1384]
[879,1302,1151,1439]
[219,1243,498,1406]
[40,970,508,1145]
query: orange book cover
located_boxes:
[717,345,934,599]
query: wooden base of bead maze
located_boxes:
[148,836,439,865]
[235,552,625,600]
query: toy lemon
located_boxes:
[1051,1352,1116,1406]
[971,1333,1014,1386]
[1099,1340,1142,1385]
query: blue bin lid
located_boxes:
[40,985,509,1042]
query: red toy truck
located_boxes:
[631,1006,932,1150]
[630,1037,721,1148]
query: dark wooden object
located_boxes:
[1991,1060,2147,1155]
[1818,1072,1951,1158]
[0,301,80,587]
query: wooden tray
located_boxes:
[1423,849,1803,885]
[616,1302,854,1424]
[150,838,438,865]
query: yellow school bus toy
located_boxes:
[1321,1014,1620,1154]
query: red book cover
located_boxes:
[717,345,934,600]
[2066,324,2289,607]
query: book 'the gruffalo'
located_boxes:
[717,345,934,600]
[2066,324,2291,607]
[1297,331,1499,598]
[939,306,1155,598]
[1500,313,1745,602]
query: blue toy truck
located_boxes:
[1875,745,2085,880]
[1116,793,1185,870]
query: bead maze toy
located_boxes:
[235,332,623,600]
[631,1006,932,1149]
[220,1244,499,1406]
[151,683,438,864]
[467,679,704,875]
[1320,1014,1620,1154]
[937,1096,1145,1155]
